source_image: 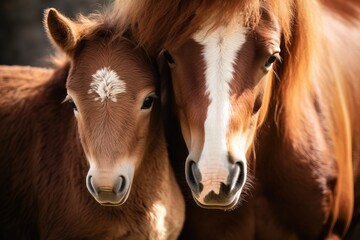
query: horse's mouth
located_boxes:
[99,201,124,207]
[191,191,240,210]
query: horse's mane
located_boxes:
[117,0,303,53]
[116,0,261,52]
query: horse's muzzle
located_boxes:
[185,159,245,209]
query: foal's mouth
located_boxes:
[94,182,133,207]
[96,192,130,206]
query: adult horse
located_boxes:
[121,0,360,238]
[0,7,184,239]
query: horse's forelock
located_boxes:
[119,0,263,52]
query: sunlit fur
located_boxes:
[120,0,360,238]
[0,6,184,239]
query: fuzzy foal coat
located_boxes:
[0,64,184,239]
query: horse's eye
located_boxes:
[69,99,78,112]
[264,54,278,68]
[141,96,154,110]
[163,50,175,65]
[253,95,263,114]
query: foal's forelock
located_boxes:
[88,67,127,102]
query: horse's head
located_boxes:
[159,7,282,209]
[45,9,159,206]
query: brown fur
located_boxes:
[0,7,184,240]
[120,0,360,238]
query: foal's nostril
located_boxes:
[186,160,202,192]
[87,175,97,195]
[113,176,126,194]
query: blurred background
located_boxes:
[0,0,109,67]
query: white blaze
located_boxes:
[193,24,246,199]
[88,67,126,102]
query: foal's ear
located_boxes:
[44,8,80,56]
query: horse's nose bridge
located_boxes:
[197,159,231,193]
[198,161,230,178]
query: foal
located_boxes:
[0,8,184,239]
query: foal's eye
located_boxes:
[264,53,279,69]
[163,50,175,65]
[68,99,78,112]
[63,95,78,112]
[141,96,154,110]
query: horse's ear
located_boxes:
[44,8,80,56]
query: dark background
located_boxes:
[0,0,109,67]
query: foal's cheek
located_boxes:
[75,119,91,158]
[133,114,153,154]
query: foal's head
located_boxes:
[45,9,158,206]
[134,2,285,209]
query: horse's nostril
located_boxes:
[234,162,245,188]
[114,176,126,194]
[87,175,97,195]
[186,160,202,193]
[227,162,246,193]
[229,164,240,192]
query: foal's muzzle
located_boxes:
[86,167,133,206]
[185,159,246,209]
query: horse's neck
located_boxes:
[320,2,360,213]
[256,10,360,232]
[320,2,360,135]
[268,1,360,157]
[316,2,360,183]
